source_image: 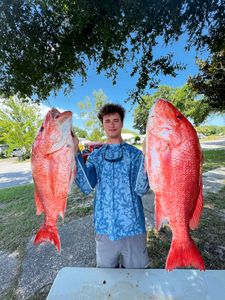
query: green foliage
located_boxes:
[203,149,225,172]
[196,126,225,136]
[133,84,211,134]
[77,89,107,140]
[0,96,42,156]
[189,50,225,112]
[134,135,141,142]
[0,1,224,105]
[88,128,104,142]
[122,128,137,135]
[73,126,87,138]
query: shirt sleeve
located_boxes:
[75,151,97,195]
[133,152,150,197]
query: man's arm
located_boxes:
[133,152,150,197]
[75,151,97,194]
[73,133,97,195]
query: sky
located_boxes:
[34,35,224,130]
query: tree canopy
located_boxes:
[0,0,224,107]
[73,126,88,138]
[77,89,107,141]
[133,84,211,134]
[0,96,42,156]
[188,50,225,112]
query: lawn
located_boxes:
[0,148,224,253]
[0,148,224,299]
[147,186,225,269]
[203,149,225,171]
[0,185,93,253]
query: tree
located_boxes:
[188,50,225,112]
[133,85,211,134]
[0,96,42,156]
[88,128,104,142]
[77,89,107,140]
[0,0,224,106]
[73,126,87,138]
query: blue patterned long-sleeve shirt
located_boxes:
[75,142,149,240]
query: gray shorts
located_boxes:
[95,233,150,269]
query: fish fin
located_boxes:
[155,195,167,230]
[34,190,44,215]
[59,201,66,221]
[166,237,205,271]
[189,180,203,230]
[34,224,61,253]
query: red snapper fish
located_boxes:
[145,99,205,271]
[32,108,76,252]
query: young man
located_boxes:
[74,103,150,268]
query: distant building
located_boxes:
[78,138,91,145]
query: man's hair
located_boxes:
[97,103,125,123]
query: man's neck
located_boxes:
[107,136,123,144]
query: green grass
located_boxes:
[0,149,224,298]
[0,184,41,252]
[0,184,93,253]
[201,135,225,141]
[147,186,225,270]
[0,184,93,299]
[203,149,225,171]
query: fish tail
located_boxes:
[166,238,205,271]
[34,224,61,253]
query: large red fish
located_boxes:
[145,99,205,271]
[32,108,76,252]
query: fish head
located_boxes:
[34,108,73,154]
[147,99,191,147]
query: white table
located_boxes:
[47,267,225,300]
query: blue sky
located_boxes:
[44,35,224,131]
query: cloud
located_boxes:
[38,103,66,118]
[73,112,88,120]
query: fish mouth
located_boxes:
[57,111,72,123]
[50,108,60,118]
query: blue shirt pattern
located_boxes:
[75,142,149,240]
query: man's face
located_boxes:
[102,112,123,139]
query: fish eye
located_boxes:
[40,126,44,132]
[177,115,182,120]
[55,115,60,119]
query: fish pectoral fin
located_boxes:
[155,195,167,230]
[34,189,44,215]
[189,180,203,230]
[34,224,61,253]
[166,237,205,271]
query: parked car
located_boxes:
[81,142,104,163]
[12,147,26,158]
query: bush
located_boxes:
[195,126,225,136]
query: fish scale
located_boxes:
[31,108,76,252]
[146,98,205,271]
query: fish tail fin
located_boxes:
[166,238,205,271]
[34,224,61,253]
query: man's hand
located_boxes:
[71,131,79,154]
